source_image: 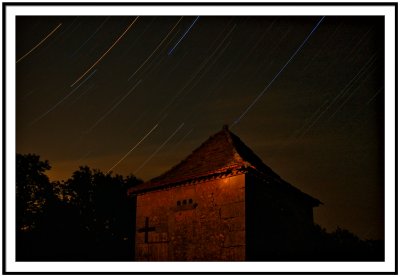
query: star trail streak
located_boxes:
[72,83,95,103]
[159,24,237,117]
[366,86,384,105]
[326,65,376,121]
[107,123,159,174]
[22,89,36,99]
[297,52,378,138]
[228,19,276,77]
[161,40,232,122]
[128,17,183,81]
[119,17,156,59]
[301,22,342,72]
[31,69,97,125]
[231,16,325,127]
[167,128,193,155]
[70,17,139,87]
[168,16,200,55]
[134,123,185,174]
[85,80,142,133]
[70,17,109,58]
[16,23,62,63]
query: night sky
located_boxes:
[16,16,384,240]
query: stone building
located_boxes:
[127,126,321,261]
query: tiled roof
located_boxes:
[128,126,321,206]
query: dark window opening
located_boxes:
[183,200,187,205]
[189,199,193,204]
[177,201,181,206]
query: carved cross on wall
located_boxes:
[138,217,156,243]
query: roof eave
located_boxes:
[127,166,247,196]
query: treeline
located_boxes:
[306,224,383,261]
[16,153,142,261]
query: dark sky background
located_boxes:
[16,16,384,240]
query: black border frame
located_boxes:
[2,2,398,275]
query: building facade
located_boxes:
[128,126,320,261]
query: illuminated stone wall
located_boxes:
[135,174,246,261]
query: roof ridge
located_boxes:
[149,128,232,183]
[130,126,279,194]
[127,126,321,207]
[223,126,250,166]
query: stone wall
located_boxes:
[135,174,246,261]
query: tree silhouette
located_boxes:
[16,153,60,260]
[61,167,142,260]
[16,154,143,261]
[16,153,52,232]
[309,225,384,261]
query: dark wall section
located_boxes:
[245,173,316,261]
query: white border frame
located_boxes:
[4,2,397,273]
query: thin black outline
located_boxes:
[394,2,398,276]
[2,1,398,275]
[1,2,399,5]
[2,2,6,277]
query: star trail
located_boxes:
[16,23,62,63]
[70,17,139,87]
[107,123,159,174]
[168,16,200,55]
[31,68,98,125]
[231,16,325,127]
[128,17,183,81]
[16,16,384,240]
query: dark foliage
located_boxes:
[309,225,384,261]
[16,153,52,232]
[16,153,142,261]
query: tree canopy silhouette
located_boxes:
[16,153,143,261]
[16,153,53,233]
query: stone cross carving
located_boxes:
[138,217,156,243]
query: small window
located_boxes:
[183,200,187,205]
[177,201,181,206]
[189,199,193,204]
